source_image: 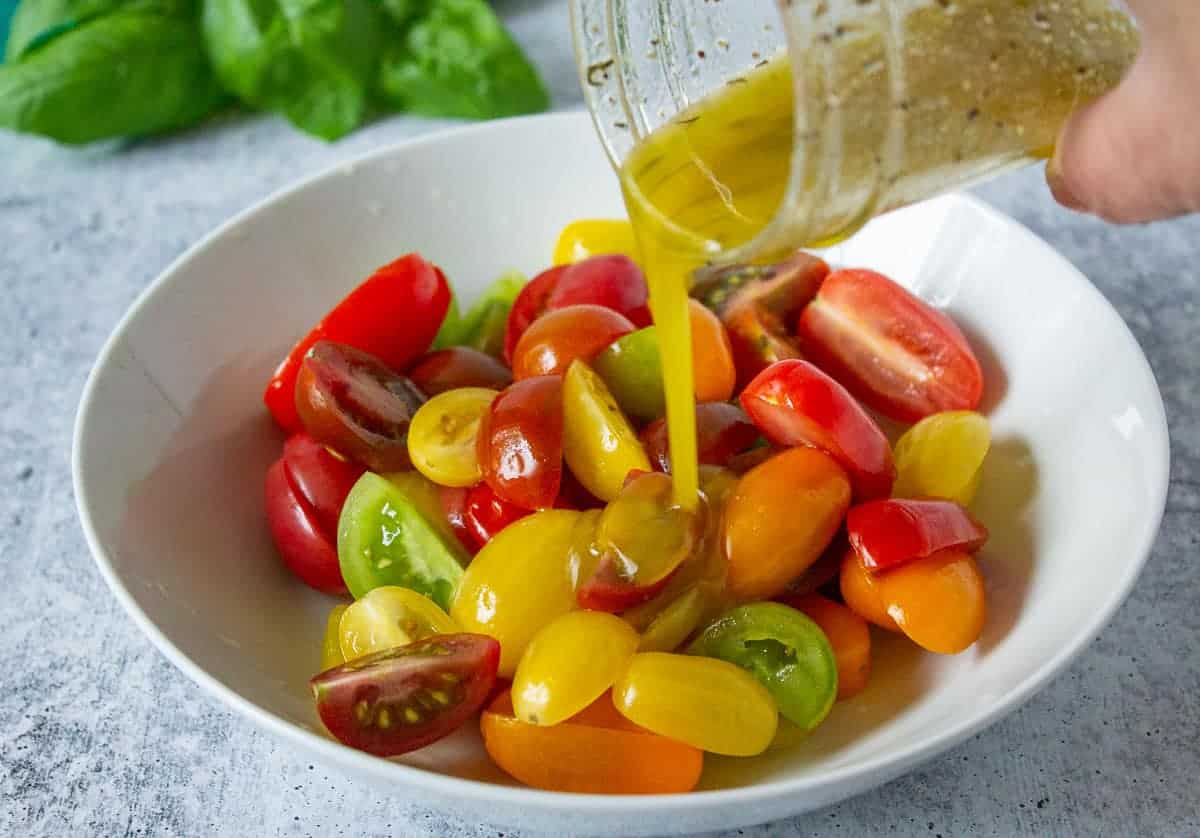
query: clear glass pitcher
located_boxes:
[570,0,1139,262]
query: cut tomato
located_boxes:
[264,458,344,594]
[503,265,566,364]
[281,433,364,536]
[265,254,450,432]
[847,498,988,572]
[797,269,983,422]
[478,375,565,510]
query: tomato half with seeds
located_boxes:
[503,264,566,363]
[641,402,761,474]
[407,347,513,396]
[311,633,499,757]
[740,359,895,500]
[265,458,345,594]
[478,376,564,510]
[847,498,988,572]
[265,253,450,432]
[511,304,635,380]
[797,269,984,422]
[295,341,427,472]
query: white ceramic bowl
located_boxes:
[73,112,1169,836]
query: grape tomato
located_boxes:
[503,265,565,363]
[839,548,901,632]
[592,327,666,422]
[407,347,513,396]
[407,387,499,487]
[282,433,365,536]
[464,482,532,547]
[552,219,639,266]
[641,402,761,474]
[295,341,427,472]
[893,411,991,505]
[784,593,871,700]
[877,550,987,655]
[561,360,651,502]
[338,585,459,661]
[547,254,652,327]
[847,498,987,572]
[512,304,635,380]
[689,602,837,731]
[688,299,737,403]
[265,458,345,594]
[311,633,499,757]
[321,604,349,671]
[479,375,564,510]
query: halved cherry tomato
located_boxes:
[688,300,737,403]
[503,265,566,363]
[265,253,450,432]
[512,304,635,380]
[478,376,564,510]
[577,471,700,612]
[281,432,365,537]
[294,341,427,472]
[311,633,499,757]
[692,251,830,388]
[797,269,984,422]
[481,690,703,794]
[876,550,987,654]
[265,458,344,594]
[338,585,459,660]
[451,510,582,677]
[723,448,851,602]
[838,548,900,631]
[847,498,988,572]
[740,359,895,500]
[892,411,991,505]
[641,402,761,474]
[783,593,871,700]
[407,387,499,487]
[438,485,477,554]
[512,610,639,726]
[613,652,778,756]
[321,604,349,671]
[561,360,651,502]
[780,535,846,599]
[464,482,532,547]
[592,327,666,422]
[553,219,638,266]
[407,347,512,396]
[548,254,652,327]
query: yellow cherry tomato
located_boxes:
[636,586,710,652]
[338,586,459,660]
[612,652,778,756]
[407,387,499,487]
[512,611,639,726]
[561,360,651,501]
[553,219,638,265]
[320,604,348,671]
[892,411,991,506]
[451,510,582,677]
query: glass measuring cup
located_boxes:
[571,0,1140,262]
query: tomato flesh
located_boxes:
[740,359,895,500]
[311,633,499,757]
[265,253,450,432]
[797,268,984,423]
[478,376,564,510]
[407,347,512,396]
[264,458,345,594]
[847,498,988,572]
[295,341,427,472]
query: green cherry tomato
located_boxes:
[337,472,468,610]
[593,326,666,422]
[689,602,838,732]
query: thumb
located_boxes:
[1048,48,1200,223]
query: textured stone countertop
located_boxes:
[2,2,1198,836]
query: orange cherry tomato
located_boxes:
[511,304,634,379]
[838,548,900,631]
[723,448,851,601]
[480,691,703,794]
[875,550,987,654]
[784,593,872,700]
[688,300,736,403]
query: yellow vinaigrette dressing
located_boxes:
[617,0,1138,508]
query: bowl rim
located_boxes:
[72,110,1171,816]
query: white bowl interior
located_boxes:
[74,113,1168,835]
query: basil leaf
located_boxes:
[0,9,225,145]
[201,0,382,141]
[5,0,190,61]
[377,0,549,120]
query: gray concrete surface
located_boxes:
[2,1,1198,835]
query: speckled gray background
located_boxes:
[2,2,1198,836]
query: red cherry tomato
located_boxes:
[294,341,427,472]
[797,269,984,423]
[439,485,477,554]
[641,403,762,474]
[511,305,635,380]
[265,254,450,432]
[264,458,344,594]
[407,347,513,396]
[548,254,652,327]
[311,634,500,756]
[740,359,895,500]
[847,498,988,572]
[465,482,533,547]
[281,433,365,535]
[503,265,566,363]
[478,376,565,510]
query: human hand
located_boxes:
[1047,1,1200,223]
